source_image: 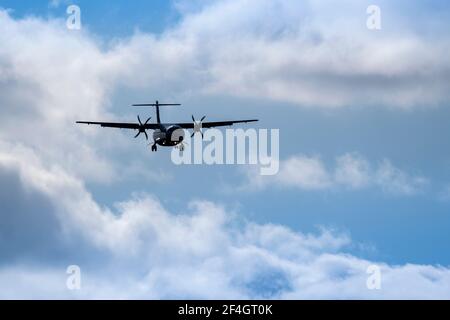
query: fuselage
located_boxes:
[153,124,185,147]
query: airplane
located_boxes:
[76,101,258,152]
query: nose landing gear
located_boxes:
[151,144,157,152]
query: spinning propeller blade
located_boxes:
[134,116,151,140]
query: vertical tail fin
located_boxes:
[156,105,161,124]
[132,101,181,124]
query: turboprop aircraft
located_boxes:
[76,101,258,152]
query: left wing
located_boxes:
[76,121,159,130]
[177,119,258,129]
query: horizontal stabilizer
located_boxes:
[133,103,181,107]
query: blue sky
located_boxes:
[1,0,450,298]
[1,0,178,35]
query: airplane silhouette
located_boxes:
[77,101,258,152]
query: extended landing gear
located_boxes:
[151,144,158,152]
[175,140,187,153]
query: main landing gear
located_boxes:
[177,143,185,152]
[151,144,158,152]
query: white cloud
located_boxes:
[0,3,447,299]
[48,0,61,9]
[163,0,450,108]
[335,153,371,189]
[0,11,117,183]
[3,0,448,120]
[244,153,428,195]
[276,156,332,190]
[0,145,449,299]
[375,160,428,196]
[0,1,447,187]
[0,10,170,184]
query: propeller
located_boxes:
[134,115,151,140]
[191,115,206,138]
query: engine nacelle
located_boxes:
[167,126,185,144]
[153,129,166,142]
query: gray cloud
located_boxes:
[0,167,63,263]
[3,0,446,116]
[0,2,449,299]
[157,0,450,108]
[0,147,449,299]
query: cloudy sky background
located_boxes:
[1,0,450,298]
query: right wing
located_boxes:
[177,119,259,129]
